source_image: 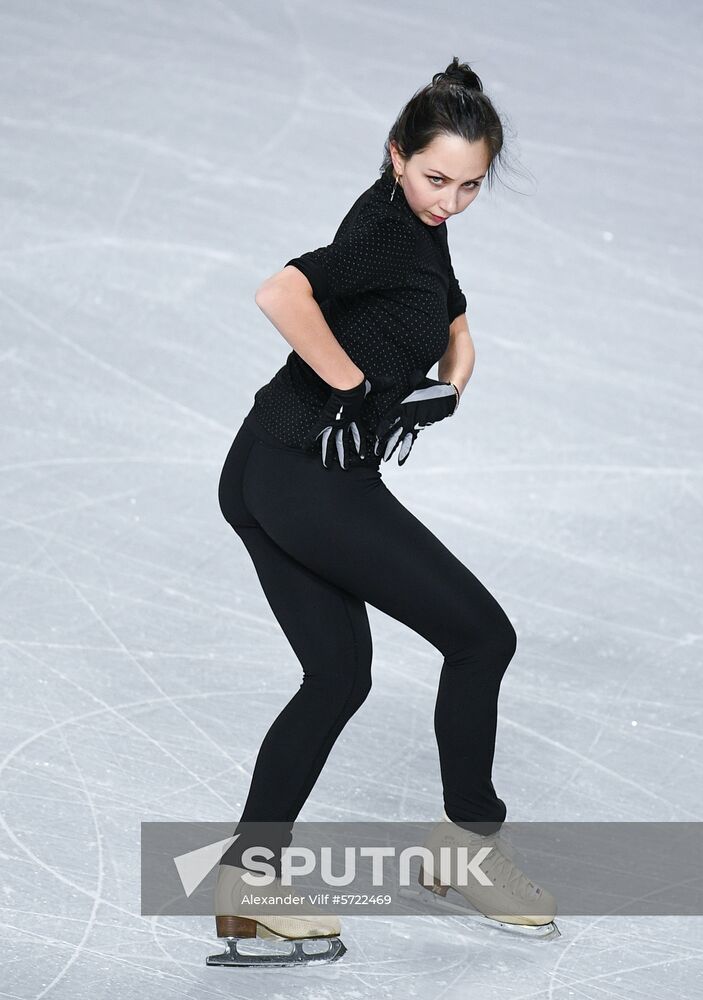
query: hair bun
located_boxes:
[432,56,483,93]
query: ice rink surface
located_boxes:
[1,0,701,995]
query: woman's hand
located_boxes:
[374,369,460,465]
[303,373,396,469]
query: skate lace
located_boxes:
[479,841,540,899]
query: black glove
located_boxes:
[374,369,460,465]
[303,373,396,469]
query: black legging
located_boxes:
[218,407,517,870]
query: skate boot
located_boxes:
[206,863,347,967]
[417,810,560,939]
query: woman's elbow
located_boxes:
[256,266,312,303]
[254,278,276,304]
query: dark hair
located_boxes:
[380,56,507,192]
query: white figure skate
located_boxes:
[412,811,560,939]
[206,863,347,967]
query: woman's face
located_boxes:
[390,134,491,225]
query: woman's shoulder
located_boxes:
[334,173,418,245]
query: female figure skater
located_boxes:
[209,57,557,968]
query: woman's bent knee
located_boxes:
[302,669,372,716]
[496,616,518,662]
[446,610,517,672]
[479,614,517,668]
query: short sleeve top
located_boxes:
[249,169,468,464]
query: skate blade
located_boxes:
[399,883,561,940]
[206,934,347,967]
